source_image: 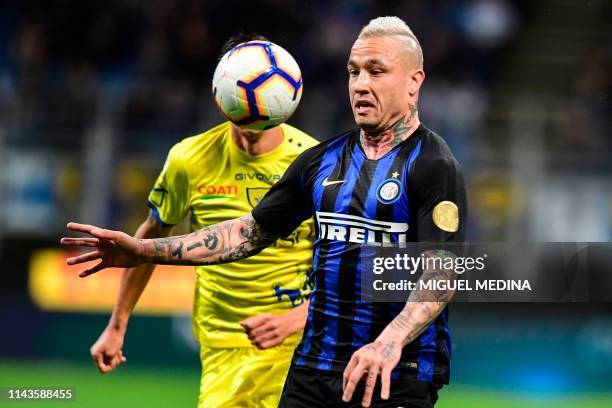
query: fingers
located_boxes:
[111,350,127,368]
[254,337,283,350]
[60,237,100,247]
[92,350,111,374]
[239,314,271,332]
[79,261,107,278]
[66,222,116,240]
[241,315,277,348]
[66,251,101,265]
[343,360,367,403]
[380,366,391,400]
[343,355,358,390]
[246,323,275,340]
[243,323,280,349]
[67,222,97,235]
[361,367,380,408]
[250,329,282,349]
[92,350,126,374]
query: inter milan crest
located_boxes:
[376,178,402,204]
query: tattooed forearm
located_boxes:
[187,242,202,251]
[140,214,278,266]
[385,249,457,346]
[203,233,219,250]
[171,240,184,259]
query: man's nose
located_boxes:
[354,72,371,94]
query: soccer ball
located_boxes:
[212,41,303,131]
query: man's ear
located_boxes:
[409,69,425,96]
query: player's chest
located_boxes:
[312,151,413,245]
[314,151,411,213]
[189,160,288,214]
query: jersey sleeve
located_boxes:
[413,156,467,242]
[252,150,314,238]
[146,143,189,227]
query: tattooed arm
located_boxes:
[342,250,456,405]
[378,249,456,345]
[61,214,278,277]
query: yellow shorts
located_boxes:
[198,344,295,408]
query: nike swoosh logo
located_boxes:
[322,178,345,186]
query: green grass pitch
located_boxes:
[0,360,609,407]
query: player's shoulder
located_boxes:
[410,124,463,183]
[176,122,230,150]
[280,123,319,152]
[414,124,461,168]
[168,122,231,162]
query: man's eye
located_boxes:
[349,70,359,76]
[371,70,382,75]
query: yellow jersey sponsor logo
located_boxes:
[197,185,239,197]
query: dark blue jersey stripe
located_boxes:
[311,134,351,215]
[296,134,351,367]
[441,308,452,359]
[297,247,319,362]
[317,142,365,370]
[393,139,422,225]
[350,147,402,352]
[417,323,438,382]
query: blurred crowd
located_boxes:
[0,0,527,150]
[0,0,610,239]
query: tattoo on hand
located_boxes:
[381,341,396,361]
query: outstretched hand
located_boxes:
[61,222,144,277]
[342,336,402,407]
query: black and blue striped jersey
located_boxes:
[252,123,466,385]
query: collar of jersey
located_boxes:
[228,125,287,163]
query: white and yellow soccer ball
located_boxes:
[212,41,303,131]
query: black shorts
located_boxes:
[278,364,440,408]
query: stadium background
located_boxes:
[0,0,610,406]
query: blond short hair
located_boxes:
[358,16,423,68]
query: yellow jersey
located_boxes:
[147,121,318,348]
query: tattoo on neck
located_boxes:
[361,105,419,152]
[390,116,410,146]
